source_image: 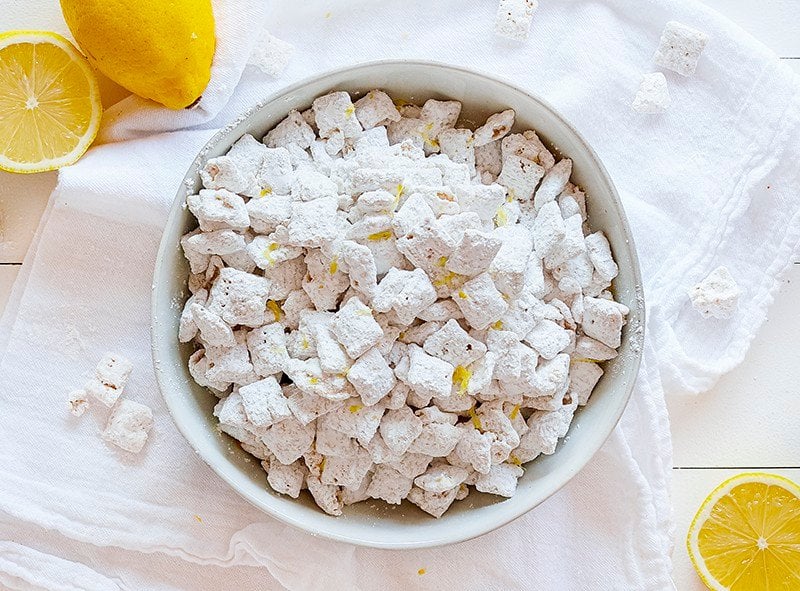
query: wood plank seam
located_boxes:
[674,466,800,470]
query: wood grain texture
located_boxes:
[0,171,55,264]
[0,266,20,313]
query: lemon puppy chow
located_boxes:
[180,90,628,516]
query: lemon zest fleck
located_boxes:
[422,135,439,150]
[433,271,459,287]
[367,229,393,241]
[417,568,426,576]
[266,300,283,322]
[571,357,601,364]
[348,404,363,413]
[193,514,203,523]
[458,290,469,300]
[495,207,508,227]
[262,242,280,265]
[509,455,522,466]
[319,456,326,472]
[491,320,504,330]
[344,105,355,118]
[260,186,273,197]
[309,376,319,385]
[329,258,338,275]
[467,406,482,431]
[420,124,438,149]
[393,183,405,206]
[452,365,471,395]
[509,404,521,420]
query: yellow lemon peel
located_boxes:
[467,406,482,431]
[452,365,471,395]
[367,230,393,241]
[266,300,283,322]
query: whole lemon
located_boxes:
[60,0,215,109]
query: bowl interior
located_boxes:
[152,60,644,549]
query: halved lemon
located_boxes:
[687,472,800,590]
[0,31,102,173]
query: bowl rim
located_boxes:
[152,58,645,549]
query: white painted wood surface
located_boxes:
[0,1,798,588]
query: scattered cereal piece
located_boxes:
[493,0,538,42]
[632,72,671,114]
[653,21,709,77]
[688,266,740,319]
[68,389,89,417]
[248,30,294,78]
[102,399,153,453]
[84,352,133,407]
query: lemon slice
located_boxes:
[0,31,102,173]
[687,472,800,590]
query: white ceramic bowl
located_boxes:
[152,60,645,549]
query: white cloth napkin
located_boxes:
[2,1,799,589]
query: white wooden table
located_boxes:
[1,2,798,587]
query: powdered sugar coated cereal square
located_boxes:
[632,72,671,114]
[102,399,153,454]
[653,21,709,77]
[688,265,740,319]
[494,0,539,42]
